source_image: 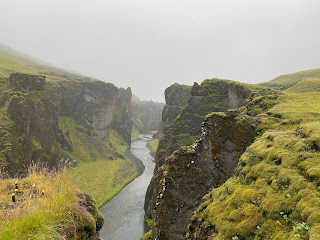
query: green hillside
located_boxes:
[260,68,320,93]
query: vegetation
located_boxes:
[147,138,159,153]
[187,93,320,239]
[0,166,79,239]
[260,68,320,92]
[59,117,138,207]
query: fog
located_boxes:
[1,0,320,102]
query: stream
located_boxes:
[99,134,155,240]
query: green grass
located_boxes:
[187,92,320,240]
[59,116,138,207]
[69,159,137,208]
[147,139,159,153]
[0,167,78,240]
[260,68,320,92]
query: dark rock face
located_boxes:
[165,80,251,160]
[111,87,133,145]
[144,83,191,219]
[152,111,256,240]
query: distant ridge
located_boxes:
[260,68,320,93]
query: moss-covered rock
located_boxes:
[0,73,60,175]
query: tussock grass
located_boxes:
[0,165,78,240]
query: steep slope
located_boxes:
[260,68,320,93]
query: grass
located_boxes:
[0,166,78,240]
[147,139,159,153]
[59,116,138,207]
[187,92,320,240]
[69,159,137,208]
[260,68,320,92]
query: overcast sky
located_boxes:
[1,0,320,102]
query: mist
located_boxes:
[1,0,320,102]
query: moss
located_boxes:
[187,93,320,239]
[147,138,159,152]
[141,230,153,240]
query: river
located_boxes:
[99,134,155,240]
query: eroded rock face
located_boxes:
[111,87,133,145]
[76,81,118,141]
[152,111,256,240]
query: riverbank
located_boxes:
[124,148,145,176]
[99,134,155,240]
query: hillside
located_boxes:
[260,68,320,93]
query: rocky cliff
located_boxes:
[0,73,60,175]
[144,83,191,219]
[0,73,132,177]
[144,79,274,220]
[153,110,256,239]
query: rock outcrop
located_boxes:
[0,73,60,175]
[152,111,256,239]
[144,83,191,219]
